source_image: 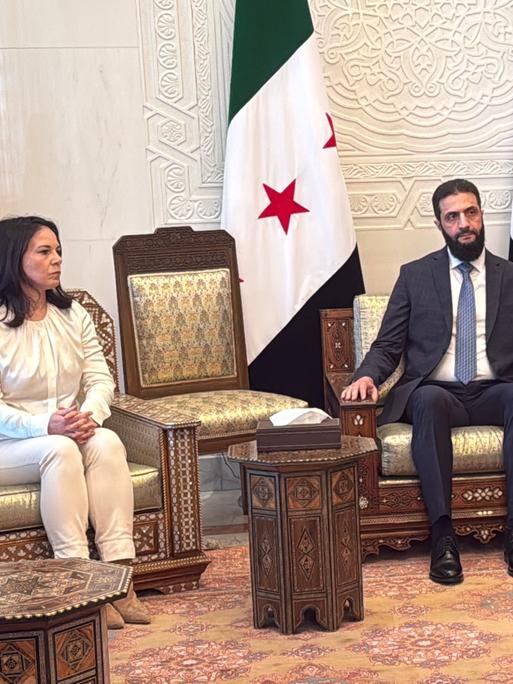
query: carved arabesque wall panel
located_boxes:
[138,0,513,234]
[314,0,513,232]
[138,0,232,227]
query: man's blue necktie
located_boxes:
[455,262,476,384]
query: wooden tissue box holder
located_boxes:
[255,418,341,452]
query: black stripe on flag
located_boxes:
[248,247,364,409]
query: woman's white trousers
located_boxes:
[0,428,135,561]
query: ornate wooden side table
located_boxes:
[229,436,377,634]
[0,558,131,683]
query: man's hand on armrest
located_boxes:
[340,376,378,403]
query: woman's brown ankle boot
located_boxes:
[110,559,151,624]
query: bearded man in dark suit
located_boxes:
[342,178,513,584]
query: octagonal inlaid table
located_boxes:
[229,436,377,634]
[0,558,131,683]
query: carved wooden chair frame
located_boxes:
[113,226,254,454]
[321,307,506,559]
[0,290,209,592]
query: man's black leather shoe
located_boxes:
[504,527,513,577]
[429,535,463,585]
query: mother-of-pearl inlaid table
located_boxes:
[229,436,377,635]
[0,558,131,683]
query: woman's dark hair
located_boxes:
[0,216,73,327]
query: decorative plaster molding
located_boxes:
[138,0,513,231]
[138,0,229,226]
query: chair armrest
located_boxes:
[340,397,379,408]
[325,373,378,439]
[327,372,379,407]
[106,393,205,562]
[324,372,352,416]
[329,377,380,513]
[105,393,199,469]
[110,393,199,429]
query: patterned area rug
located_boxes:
[109,542,513,683]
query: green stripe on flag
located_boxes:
[228,0,313,123]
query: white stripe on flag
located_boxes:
[222,35,356,363]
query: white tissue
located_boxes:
[269,407,331,427]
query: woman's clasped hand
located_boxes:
[48,407,97,444]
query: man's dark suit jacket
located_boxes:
[354,247,513,426]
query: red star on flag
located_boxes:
[258,179,309,235]
[323,113,336,149]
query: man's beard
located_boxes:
[442,223,485,262]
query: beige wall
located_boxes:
[1,1,512,330]
[0,0,152,324]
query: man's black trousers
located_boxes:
[402,380,513,525]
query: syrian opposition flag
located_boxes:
[221,0,364,409]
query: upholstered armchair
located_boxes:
[0,289,209,593]
[321,296,506,559]
[112,227,308,533]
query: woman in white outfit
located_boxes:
[0,215,150,629]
